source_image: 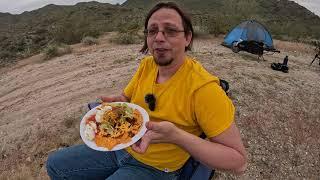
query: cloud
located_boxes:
[0,0,126,14]
[291,0,320,16]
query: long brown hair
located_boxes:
[140,2,194,53]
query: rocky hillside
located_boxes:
[0,0,319,65]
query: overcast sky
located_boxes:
[0,0,319,16]
[292,0,320,16]
[0,0,126,14]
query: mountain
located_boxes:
[123,0,320,39]
[0,1,142,64]
[0,0,319,65]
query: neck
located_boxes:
[156,55,186,83]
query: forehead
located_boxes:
[147,8,183,28]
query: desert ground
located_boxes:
[0,33,319,179]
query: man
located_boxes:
[46,2,247,179]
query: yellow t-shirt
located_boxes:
[124,56,235,172]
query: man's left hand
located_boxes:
[131,121,179,154]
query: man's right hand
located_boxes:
[98,93,129,103]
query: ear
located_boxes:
[185,31,192,48]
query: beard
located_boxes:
[153,57,173,66]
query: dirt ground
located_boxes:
[0,34,319,179]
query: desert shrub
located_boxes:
[118,21,141,34]
[110,33,140,45]
[312,40,320,48]
[43,44,58,59]
[16,47,33,59]
[58,44,72,54]
[0,50,13,60]
[50,20,101,44]
[43,44,72,60]
[81,36,98,46]
[0,50,16,67]
[193,25,210,38]
[193,15,228,37]
[206,17,228,37]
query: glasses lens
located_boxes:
[165,29,178,37]
[147,29,158,37]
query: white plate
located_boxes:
[80,102,149,151]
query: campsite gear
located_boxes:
[220,79,229,94]
[271,56,289,73]
[235,41,265,57]
[310,53,320,66]
[283,55,288,66]
[222,20,280,56]
[310,41,320,66]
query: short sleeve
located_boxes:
[194,82,235,138]
[124,58,147,99]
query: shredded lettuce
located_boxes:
[100,123,114,134]
[122,103,133,119]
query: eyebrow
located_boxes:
[148,22,180,29]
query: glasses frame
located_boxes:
[144,28,185,38]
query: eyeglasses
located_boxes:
[144,28,185,38]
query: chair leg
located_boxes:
[310,57,316,66]
[209,169,215,179]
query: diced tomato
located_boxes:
[86,114,96,124]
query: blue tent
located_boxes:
[223,20,274,50]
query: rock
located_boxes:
[26,157,31,162]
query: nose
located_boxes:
[154,31,166,41]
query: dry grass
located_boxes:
[0,111,83,179]
[0,34,319,179]
[42,44,72,60]
[274,40,316,54]
[81,36,99,46]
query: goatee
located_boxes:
[154,57,173,66]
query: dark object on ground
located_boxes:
[310,53,320,66]
[223,20,280,58]
[235,41,264,58]
[271,56,289,73]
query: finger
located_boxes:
[98,96,114,102]
[131,140,141,152]
[146,121,160,131]
[131,143,142,153]
[119,94,129,102]
[132,143,145,153]
[131,137,150,154]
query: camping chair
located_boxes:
[87,102,215,180]
[87,79,231,179]
[310,41,320,66]
[310,53,320,66]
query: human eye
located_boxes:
[165,27,179,37]
[148,29,158,35]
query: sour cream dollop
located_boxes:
[84,121,97,141]
[95,105,112,123]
